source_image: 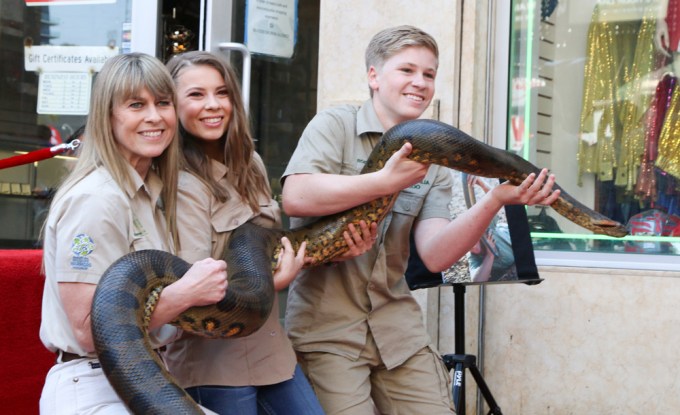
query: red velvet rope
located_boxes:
[0,140,80,170]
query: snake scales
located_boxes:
[91,119,628,414]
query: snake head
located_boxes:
[593,219,629,237]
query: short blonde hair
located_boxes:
[365,25,439,71]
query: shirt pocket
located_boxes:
[391,192,426,218]
[211,199,254,233]
[131,236,157,252]
[254,197,281,229]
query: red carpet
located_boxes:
[0,250,54,414]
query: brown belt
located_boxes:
[56,350,85,363]
[56,350,101,369]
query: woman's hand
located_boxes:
[169,258,228,307]
[147,257,228,332]
[470,230,496,258]
[467,175,491,194]
[272,237,307,290]
[482,231,497,258]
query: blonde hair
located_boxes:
[365,25,439,96]
[166,50,270,211]
[53,52,181,248]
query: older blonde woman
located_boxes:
[39,53,226,414]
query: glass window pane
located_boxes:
[0,1,132,248]
[508,0,679,263]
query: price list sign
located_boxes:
[37,72,92,115]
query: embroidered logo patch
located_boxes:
[132,216,147,238]
[70,233,94,270]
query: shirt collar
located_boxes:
[208,158,228,181]
[356,99,385,136]
[121,162,163,206]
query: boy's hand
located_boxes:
[491,168,560,206]
[332,220,378,262]
[380,142,429,191]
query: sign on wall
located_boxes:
[25,45,118,115]
[24,45,118,73]
[26,0,115,5]
[245,0,297,58]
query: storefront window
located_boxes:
[508,0,679,267]
[0,0,132,248]
[0,0,319,248]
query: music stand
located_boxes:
[405,176,543,414]
[408,278,542,414]
[442,282,502,415]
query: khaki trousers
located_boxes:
[298,332,455,415]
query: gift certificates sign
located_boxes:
[25,45,118,115]
[25,0,114,5]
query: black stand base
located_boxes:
[443,284,503,415]
[443,354,502,415]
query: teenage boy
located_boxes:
[281,25,559,414]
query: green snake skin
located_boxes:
[91,119,627,414]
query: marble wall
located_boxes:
[317,1,680,413]
[316,0,458,122]
[417,266,680,414]
[469,267,680,414]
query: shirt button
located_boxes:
[368,283,375,290]
[270,331,276,336]
[73,377,79,383]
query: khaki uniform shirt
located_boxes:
[40,164,177,358]
[164,155,296,387]
[282,101,454,370]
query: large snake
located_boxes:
[91,119,628,414]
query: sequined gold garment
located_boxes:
[577,6,637,185]
[578,7,615,185]
[577,6,666,191]
[615,12,666,191]
[657,79,680,178]
[636,74,675,201]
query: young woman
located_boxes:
[164,50,375,414]
[39,52,228,414]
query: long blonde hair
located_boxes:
[53,53,181,247]
[166,51,270,211]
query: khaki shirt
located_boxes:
[164,155,296,387]
[40,164,177,358]
[282,101,453,370]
